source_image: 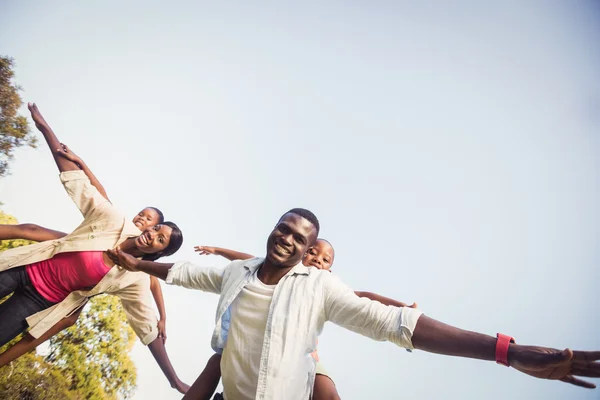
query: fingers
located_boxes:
[573,351,600,362]
[106,248,125,264]
[571,361,600,378]
[105,248,119,263]
[547,348,574,365]
[560,375,596,389]
[55,149,71,160]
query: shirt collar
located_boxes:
[242,258,311,276]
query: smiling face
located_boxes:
[303,239,335,271]
[265,213,318,269]
[132,207,161,231]
[135,224,173,255]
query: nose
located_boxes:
[280,234,292,246]
[147,230,156,240]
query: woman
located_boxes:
[0,144,171,344]
[0,103,189,393]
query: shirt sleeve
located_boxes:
[165,260,224,294]
[115,277,159,345]
[322,273,423,349]
[59,170,110,218]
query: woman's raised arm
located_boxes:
[28,103,79,172]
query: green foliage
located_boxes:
[0,211,138,399]
[0,56,37,178]
[0,349,79,400]
[48,295,138,399]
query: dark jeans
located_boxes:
[0,266,57,347]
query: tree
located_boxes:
[0,56,37,178]
[48,295,138,399]
[0,211,138,399]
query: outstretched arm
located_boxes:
[28,103,79,172]
[411,315,600,388]
[147,337,190,394]
[0,223,66,242]
[194,245,254,261]
[354,291,417,308]
[56,144,110,201]
[324,275,600,389]
[149,276,168,343]
[106,249,223,294]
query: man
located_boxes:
[108,208,600,400]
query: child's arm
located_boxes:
[194,245,255,261]
[56,144,110,202]
[149,276,168,343]
[354,291,418,308]
[0,223,67,242]
[182,353,222,400]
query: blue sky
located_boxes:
[1,1,599,399]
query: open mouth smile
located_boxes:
[274,243,291,256]
[140,232,151,246]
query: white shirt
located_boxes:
[166,258,422,400]
[221,273,275,399]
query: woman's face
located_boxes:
[135,224,173,254]
[132,208,161,231]
[302,239,335,271]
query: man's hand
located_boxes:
[509,345,600,388]
[157,319,167,344]
[194,245,218,256]
[27,102,50,131]
[106,248,141,271]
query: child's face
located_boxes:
[132,208,161,231]
[302,239,335,271]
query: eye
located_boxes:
[159,238,164,244]
[280,225,289,234]
[295,235,305,244]
[323,259,330,264]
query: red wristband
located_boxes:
[495,333,515,367]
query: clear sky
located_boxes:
[1,1,599,399]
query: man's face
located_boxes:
[265,213,318,269]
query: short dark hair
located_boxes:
[142,221,183,262]
[148,206,165,224]
[281,208,320,236]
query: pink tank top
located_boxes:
[27,251,111,303]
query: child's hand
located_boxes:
[56,143,82,164]
[408,302,418,308]
[194,245,217,256]
[157,319,167,344]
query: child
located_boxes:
[185,239,417,400]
